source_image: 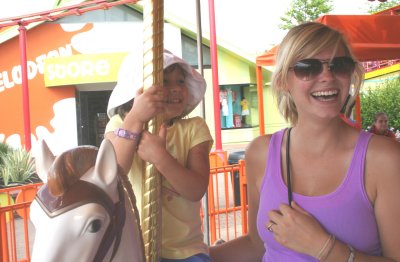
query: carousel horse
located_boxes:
[30,139,145,262]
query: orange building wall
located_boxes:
[0,23,93,147]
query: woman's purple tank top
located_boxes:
[256,129,382,261]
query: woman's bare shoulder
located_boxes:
[245,134,272,156]
[245,134,273,181]
[366,134,400,181]
[367,134,400,163]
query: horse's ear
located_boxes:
[94,139,118,187]
[35,139,55,183]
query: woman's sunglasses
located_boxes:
[290,56,356,81]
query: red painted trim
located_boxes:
[256,66,265,135]
[18,25,31,150]
[0,0,139,28]
[208,0,222,150]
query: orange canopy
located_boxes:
[256,14,400,66]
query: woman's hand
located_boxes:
[267,201,329,258]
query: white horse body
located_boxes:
[30,139,145,262]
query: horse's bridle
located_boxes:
[35,179,126,262]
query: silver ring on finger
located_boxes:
[266,222,276,233]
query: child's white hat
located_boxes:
[107,50,206,118]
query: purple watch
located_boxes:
[114,128,141,142]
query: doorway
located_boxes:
[76,90,112,147]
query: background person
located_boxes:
[210,22,400,262]
[368,112,396,139]
[105,50,214,262]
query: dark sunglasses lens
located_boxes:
[330,57,355,76]
[293,59,322,81]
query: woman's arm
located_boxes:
[210,135,269,261]
[363,136,400,261]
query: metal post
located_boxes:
[208,0,222,150]
[18,24,31,151]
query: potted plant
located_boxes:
[0,142,13,187]
[0,144,43,222]
[0,145,38,188]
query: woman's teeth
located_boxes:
[311,90,338,100]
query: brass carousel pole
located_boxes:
[142,0,164,261]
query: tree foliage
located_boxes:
[367,0,400,14]
[279,0,333,30]
[360,79,400,131]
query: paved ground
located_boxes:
[5,216,35,261]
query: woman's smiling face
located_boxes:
[287,45,352,123]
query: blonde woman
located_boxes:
[210,22,400,262]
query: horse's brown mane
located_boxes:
[47,146,98,196]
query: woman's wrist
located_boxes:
[346,245,355,262]
[316,234,335,261]
[319,238,357,262]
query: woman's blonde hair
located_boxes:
[271,22,364,125]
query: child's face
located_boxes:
[163,65,188,120]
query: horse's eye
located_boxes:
[87,219,102,233]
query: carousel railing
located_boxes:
[0,183,43,262]
[0,154,248,262]
[206,158,248,244]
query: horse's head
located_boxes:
[30,139,143,262]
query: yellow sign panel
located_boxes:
[44,53,128,86]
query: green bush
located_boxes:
[360,78,400,131]
[0,147,36,187]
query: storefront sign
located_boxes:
[0,44,73,93]
[44,53,127,86]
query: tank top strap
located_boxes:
[347,131,373,191]
[261,129,286,192]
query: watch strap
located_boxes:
[114,128,141,142]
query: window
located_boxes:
[219,84,258,129]
[181,35,211,69]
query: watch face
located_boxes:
[120,129,128,136]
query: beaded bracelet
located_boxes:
[347,245,355,262]
[320,236,336,261]
[114,128,141,142]
[316,234,334,261]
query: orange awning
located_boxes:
[256,14,400,66]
